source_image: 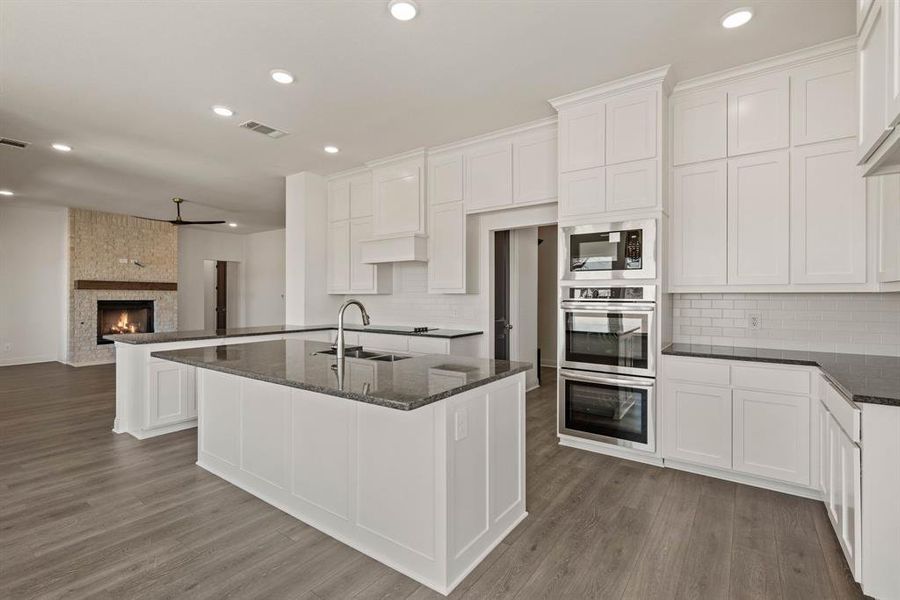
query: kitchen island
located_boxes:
[152,339,528,596]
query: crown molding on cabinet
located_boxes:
[364,147,426,169]
[672,36,856,95]
[325,165,371,181]
[548,65,673,111]
[427,116,557,156]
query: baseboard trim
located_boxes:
[128,419,197,440]
[664,459,823,501]
[0,356,60,367]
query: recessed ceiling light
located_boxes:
[0,190,13,196]
[212,105,235,117]
[228,222,238,227]
[51,143,72,152]
[389,0,418,21]
[324,145,340,154]
[270,69,294,84]
[721,7,753,28]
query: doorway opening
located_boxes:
[203,260,241,329]
[492,223,558,391]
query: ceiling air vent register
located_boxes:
[239,120,289,139]
[0,137,30,149]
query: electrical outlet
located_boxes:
[748,311,762,331]
[454,408,468,441]
[2,342,11,353]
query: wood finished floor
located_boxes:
[0,362,863,600]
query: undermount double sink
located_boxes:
[314,348,411,362]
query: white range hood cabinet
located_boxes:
[360,233,428,263]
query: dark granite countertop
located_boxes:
[662,344,900,407]
[152,340,529,411]
[106,323,483,345]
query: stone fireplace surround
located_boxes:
[68,209,178,365]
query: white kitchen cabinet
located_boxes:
[662,381,732,469]
[428,153,464,205]
[859,0,893,163]
[146,360,195,429]
[727,151,790,285]
[327,221,350,293]
[727,73,790,157]
[372,156,425,237]
[670,161,727,286]
[349,173,373,219]
[791,53,857,146]
[327,178,351,222]
[428,202,467,293]
[887,0,900,124]
[605,159,657,212]
[790,139,867,284]
[860,0,875,31]
[558,100,605,172]
[465,142,513,212]
[605,88,657,165]
[557,166,605,218]
[672,90,727,166]
[822,406,862,579]
[732,390,810,485]
[878,174,900,282]
[349,219,391,294]
[513,128,557,204]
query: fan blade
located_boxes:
[134,216,178,223]
[174,220,228,225]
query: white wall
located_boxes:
[244,229,285,326]
[672,292,900,355]
[0,204,68,365]
[178,228,245,330]
[537,225,558,367]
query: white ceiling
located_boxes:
[0,0,854,232]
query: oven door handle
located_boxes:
[559,369,655,389]
[560,301,656,312]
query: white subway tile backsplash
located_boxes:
[672,292,900,356]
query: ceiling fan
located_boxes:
[137,197,226,226]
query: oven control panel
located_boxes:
[568,286,648,300]
[625,230,643,269]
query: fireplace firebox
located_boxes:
[97,300,154,344]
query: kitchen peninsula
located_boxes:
[152,339,529,596]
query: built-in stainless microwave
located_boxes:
[561,219,656,281]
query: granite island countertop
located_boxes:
[152,340,530,411]
[106,323,483,345]
[662,343,900,407]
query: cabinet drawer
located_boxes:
[665,357,730,386]
[732,365,810,396]
[408,336,450,355]
[359,333,408,352]
[820,377,860,443]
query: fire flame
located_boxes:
[110,311,138,334]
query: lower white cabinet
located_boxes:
[732,389,810,485]
[662,381,732,469]
[820,401,862,578]
[146,360,195,430]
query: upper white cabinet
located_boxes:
[888,0,900,124]
[327,220,350,293]
[513,128,557,204]
[859,0,892,163]
[790,139,867,284]
[428,153,464,205]
[465,142,513,211]
[605,159,657,213]
[327,178,351,222]
[727,73,790,157]
[428,202,467,293]
[672,90,727,166]
[349,174,373,219]
[372,154,426,237]
[878,174,900,283]
[671,161,727,286]
[558,166,605,218]
[605,88,657,165]
[791,54,857,146]
[558,100,605,172]
[727,151,790,285]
